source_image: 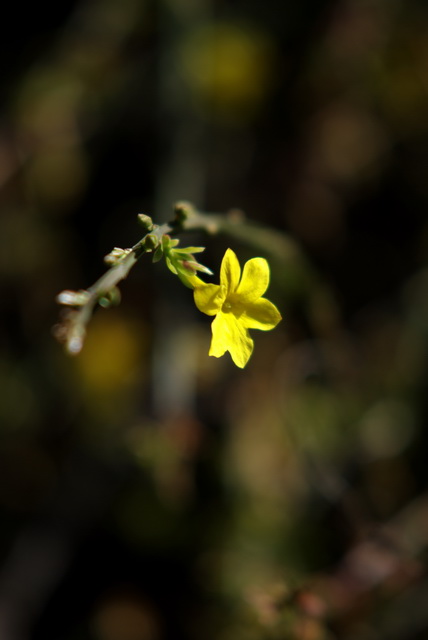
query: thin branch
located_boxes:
[54,201,305,355]
[53,202,230,354]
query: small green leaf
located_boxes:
[176,246,205,254]
[152,245,164,263]
[165,256,178,274]
[175,261,196,276]
[191,262,213,275]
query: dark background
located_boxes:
[1,0,428,638]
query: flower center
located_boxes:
[222,300,232,312]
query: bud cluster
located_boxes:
[104,247,132,266]
[158,235,213,286]
[56,289,90,306]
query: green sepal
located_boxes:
[152,245,164,263]
[189,261,213,275]
[165,256,178,274]
[176,246,205,254]
[174,261,197,277]
[162,235,180,251]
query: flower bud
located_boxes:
[98,287,121,308]
[143,234,159,251]
[137,213,154,231]
[104,247,132,265]
[56,289,90,306]
[174,201,195,223]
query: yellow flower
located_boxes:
[193,248,282,368]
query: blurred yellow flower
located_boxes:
[193,249,281,368]
[179,22,276,125]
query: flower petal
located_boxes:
[235,257,270,303]
[220,248,241,294]
[239,297,282,330]
[208,313,228,358]
[209,312,254,368]
[194,284,226,316]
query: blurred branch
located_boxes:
[309,491,428,638]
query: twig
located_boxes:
[54,201,306,355]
